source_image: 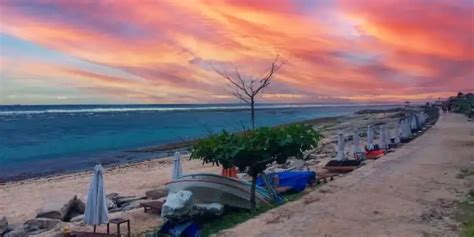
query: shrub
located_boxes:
[190,124,322,211]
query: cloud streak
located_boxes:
[0,0,472,104]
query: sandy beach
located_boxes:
[218,112,474,237]
[0,110,407,235]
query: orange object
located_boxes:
[365,149,385,159]
[221,166,238,178]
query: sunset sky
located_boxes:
[0,0,472,105]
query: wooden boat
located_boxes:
[165,173,273,209]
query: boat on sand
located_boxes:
[165,173,273,210]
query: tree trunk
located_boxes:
[250,174,257,213]
[250,97,255,130]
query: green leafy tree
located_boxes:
[191,124,322,211]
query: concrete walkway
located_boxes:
[219,113,474,237]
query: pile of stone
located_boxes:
[1,189,167,236]
[1,216,8,236]
[1,195,84,236]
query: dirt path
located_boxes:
[219,113,474,237]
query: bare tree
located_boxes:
[213,55,285,129]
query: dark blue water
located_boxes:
[0,104,400,180]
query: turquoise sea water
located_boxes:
[0,104,400,181]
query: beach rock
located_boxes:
[161,190,194,220]
[0,216,8,234]
[106,197,116,209]
[116,195,146,207]
[190,203,224,218]
[36,195,85,221]
[3,228,26,237]
[24,218,61,233]
[145,188,168,200]
[106,193,120,202]
[121,200,142,211]
[70,214,84,223]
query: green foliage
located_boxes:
[448,92,474,117]
[190,124,322,177]
[457,195,474,237]
[200,192,306,236]
[190,131,239,169]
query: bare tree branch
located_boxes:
[212,54,285,129]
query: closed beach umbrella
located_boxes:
[385,126,392,145]
[367,125,374,150]
[394,123,401,144]
[411,116,418,130]
[336,131,346,161]
[401,119,408,138]
[353,128,363,154]
[380,125,387,149]
[384,125,391,147]
[84,164,109,230]
[420,112,426,125]
[172,151,183,180]
[406,119,413,137]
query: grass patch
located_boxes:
[143,186,320,236]
[457,195,474,237]
[200,205,273,236]
[200,191,307,236]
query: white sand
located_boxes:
[0,157,219,234]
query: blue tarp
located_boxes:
[256,171,316,193]
[159,220,201,237]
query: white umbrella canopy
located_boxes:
[394,123,401,144]
[353,128,363,154]
[367,125,374,150]
[84,164,109,227]
[384,125,391,148]
[172,151,183,180]
[336,131,346,161]
[404,119,413,137]
[411,116,418,130]
[380,125,387,149]
[401,119,408,138]
[420,112,426,125]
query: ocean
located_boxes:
[0,104,400,181]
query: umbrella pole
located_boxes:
[94,225,97,233]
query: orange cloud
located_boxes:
[0,0,472,104]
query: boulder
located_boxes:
[70,214,84,223]
[190,203,224,218]
[24,218,61,233]
[0,216,8,234]
[121,200,142,211]
[36,209,62,220]
[116,196,146,207]
[36,195,85,221]
[106,193,120,203]
[161,191,194,219]
[3,228,25,237]
[106,197,116,210]
[145,188,168,200]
